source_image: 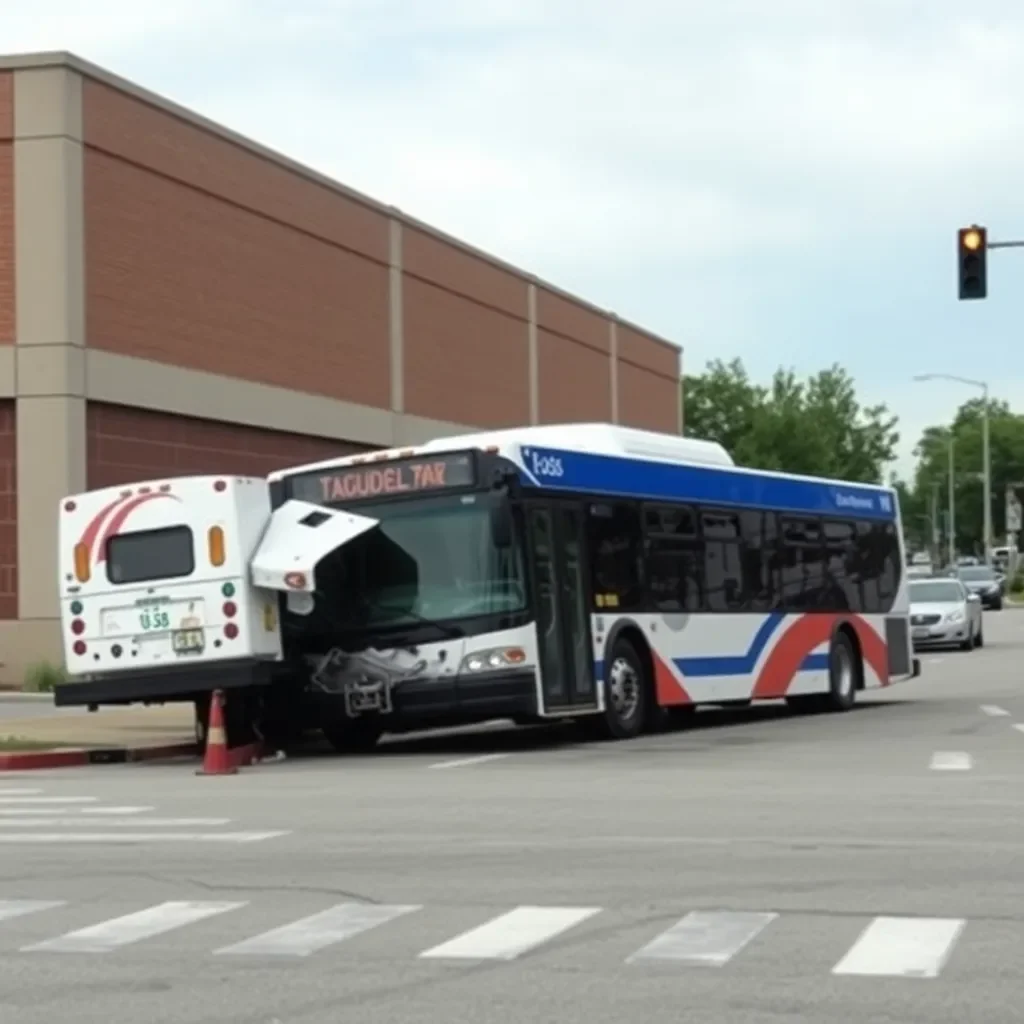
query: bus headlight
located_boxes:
[459,647,527,673]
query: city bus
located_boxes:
[55,423,916,752]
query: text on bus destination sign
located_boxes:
[297,453,476,502]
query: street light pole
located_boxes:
[912,373,993,563]
[948,432,956,567]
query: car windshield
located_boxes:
[958,566,996,582]
[317,492,527,628]
[910,581,963,603]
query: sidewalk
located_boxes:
[0,703,195,751]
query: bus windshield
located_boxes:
[317,492,527,629]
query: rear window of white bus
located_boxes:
[106,526,195,585]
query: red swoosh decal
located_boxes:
[847,618,889,686]
[78,495,131,561]
[95,493,180,563]
[653,650,692,706]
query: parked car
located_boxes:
[954,564,1004,610]
[909,577,983,651]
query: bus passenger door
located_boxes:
[525,502,598,714]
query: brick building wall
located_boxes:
[0,52,683,682]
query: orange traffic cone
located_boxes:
[196,690,236,775]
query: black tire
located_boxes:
[975,625,984,648]
[321,718,382,754]
[993,599,1003,611]
[589,636,649,740]
[193,696,211,749]
[821,629,859,712]
[959,630,974,652]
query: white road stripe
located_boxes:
[980,705,1010,716]
[832,916,965,978]
[1013,724,1024,736]
[0,807,154,817]
[419,905,600,960]
[80,807,154,815]
[0,831,290,843]
[929,752,972,771]
[428,754,509,770]
[628,910,777,966]
[0,789,43,795]
[24,900,245,953]
[215,902,420,957]
[0,818,232,828]
[0,899,65,923]
[0,797,98,805]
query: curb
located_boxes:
[0,692,55,703]
[0,741,198,772]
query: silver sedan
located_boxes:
[909,577,983,651]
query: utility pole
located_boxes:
[931,481,940,566]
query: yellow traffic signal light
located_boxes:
[957,225,987,300]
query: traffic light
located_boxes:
[957,225,987,300]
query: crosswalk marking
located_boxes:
[0,818,233,828]
[0,831,290,844]
[215,902,421,957]
[0,796,98,805]
[80,807,154,815]
[0,900,65,923]
[419,905,600,960]
[831,917,965,978]
[929,751,972,771]
[23,901,246,953]
[980,705,1010,716]
[628,910,778,966]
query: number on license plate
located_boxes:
[172,629,205,653]
[913,627,929,638]
[139,609,171,631]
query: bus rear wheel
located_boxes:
[588,636,648,740]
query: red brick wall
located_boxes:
[86,403,375,489]
[0,400,16,618]
[616,324,680,432]
[81,81,391,408]
[401,228,530,427]
[537,289,612,422]
[0,72,13,345]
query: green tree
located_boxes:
[682,358,899,483]
[911,398,1024,554]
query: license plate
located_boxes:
[172,629,205,654]
[913,627,929,639]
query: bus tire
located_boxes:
[822,628,859,712]
[321,718,382,754]
[591,636,648,740]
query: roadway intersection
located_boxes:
[0,612,1023,1023]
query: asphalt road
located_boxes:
[1,613,1024,1024]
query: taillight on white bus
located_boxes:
[208,526,225,567]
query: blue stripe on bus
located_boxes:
[591,615,831,682]
[518,446,896,521]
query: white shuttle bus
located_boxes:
[55,424,918,752]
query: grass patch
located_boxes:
[0,736,68,752]
[22,661,67,694]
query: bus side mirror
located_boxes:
[491,506,513,548]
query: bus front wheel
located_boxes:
[589,637,648,741]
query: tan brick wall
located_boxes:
[81,82,392,408]
[0,71,12,345]
[86,403,376,489]
[0,400,15,618]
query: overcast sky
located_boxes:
[3,0,1023,481]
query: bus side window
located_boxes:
[643,504,702,612]
[822,519,858,612]
[587,502,644,611]
[738,510,776,612]
[701,510,745,612]
[779,516,826,609]
[855,521,900,614]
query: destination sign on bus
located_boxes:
[290,452,477,504]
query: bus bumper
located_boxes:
[53,658,276,708]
